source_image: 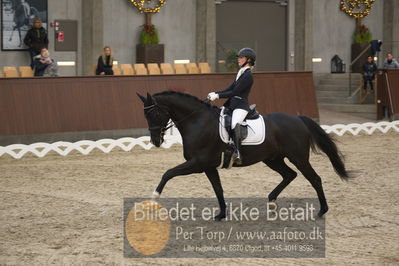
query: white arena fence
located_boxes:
[1,121,398,159]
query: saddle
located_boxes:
[223,105,260,140]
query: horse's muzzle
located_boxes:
[150,136,162,147]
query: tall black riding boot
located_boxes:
[232,125,242,165]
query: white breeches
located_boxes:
[231,109,248,129]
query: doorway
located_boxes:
[216,0,288,72]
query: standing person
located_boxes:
[24,18,49,69]
[33,48,57,77]
[362,56,377,91]
[207,48,256,165]
[383,53,399,69]
[96,46,114,75]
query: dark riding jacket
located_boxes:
[24,27,49,52]
[216,68,253,112]
[362,62,377,78]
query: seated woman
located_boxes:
[96,46,114,75]
[33,48,57,77]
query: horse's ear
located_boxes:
[137,93,146,104]
[147,92,157,105]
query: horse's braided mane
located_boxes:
[153,90,219,110]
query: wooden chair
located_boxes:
[121,64,135,75]
[187,63,197,68]
[160,63,174,74]
[19,66,34,77]
[134,64,146,70]
[174,64,187,74]
[187,63,200,74]
[147,63,161,75]
[3,66,19,78]
[199,62,212,73]
[112,65,121,75]
[121,64,133,70]
[134,64,148,75]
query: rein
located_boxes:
[144,98,214,135]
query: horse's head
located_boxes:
[137,93,171,147]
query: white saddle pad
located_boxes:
[219,107,266,145]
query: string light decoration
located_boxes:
[340,0,376,19]
[128,0,166,13]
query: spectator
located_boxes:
[24,17,49,69]
[362,56,377,91]
[383,53,399,69]
[33,48,57,77]
[96,46,114,75]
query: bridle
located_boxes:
[144,98,212,141]
[143,104,171,142]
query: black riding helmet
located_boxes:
[238,48,256,66]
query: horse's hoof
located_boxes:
[151,190,160,199]
[318,209,328,218]
[214,213,226,221]
[267,200,278,209]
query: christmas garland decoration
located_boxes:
[340,0,376,19]
[128,0,166,13]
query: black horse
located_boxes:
[138,91,351,220]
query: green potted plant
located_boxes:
[131,0,166,64]
[140,24,159,45]
[354,24,372,43]
[351,24,372,73]
[225,49,239,72]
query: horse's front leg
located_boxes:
[153,159,201,198]
[18,28,22,47]
[205,168,226,221]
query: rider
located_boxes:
[207,48,256,165]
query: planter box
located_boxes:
[136,44,164,64]
[351,43,372,73]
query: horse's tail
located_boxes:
[299,116,351,180]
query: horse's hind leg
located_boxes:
[293,161,328,217]
[263,157,297,202]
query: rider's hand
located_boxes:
[207,92,219,101]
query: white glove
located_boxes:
[207,92,219,101]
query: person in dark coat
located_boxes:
[362,56,377,91]
[24,18,49,69]
[96,46,114,75]
[207,48,256,165]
